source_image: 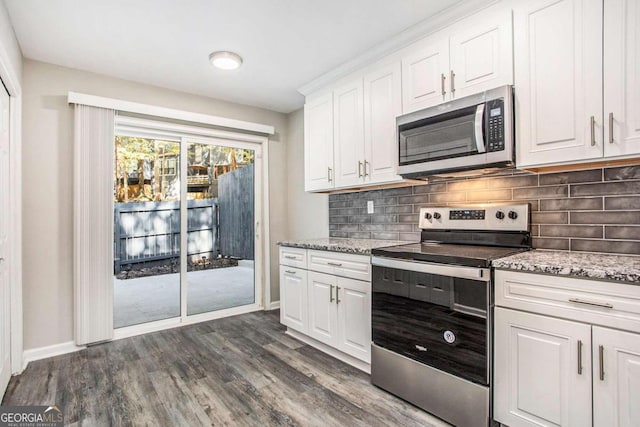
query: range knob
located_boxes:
[433,212,442,220]
[424,212,432,220]
[508,211,518,220]
[495,211,505,220]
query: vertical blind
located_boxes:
[73,104,115,345]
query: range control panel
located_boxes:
[419,204,529,231]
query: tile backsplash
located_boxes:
[328,165,640,256]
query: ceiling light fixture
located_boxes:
[209,51,243,70]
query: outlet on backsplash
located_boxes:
[328,165,640,256]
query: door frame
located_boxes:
[112,117,271,340]
[0,49,23,374]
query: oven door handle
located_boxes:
[474,103,486,154]
[371,256,490,282]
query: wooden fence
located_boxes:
[114,199,218,273]
[219,164,254,260]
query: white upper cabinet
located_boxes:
[604,0,640,158]
[333,79,365,188]
[515,0,603,168]
[400,5,513,114]
[304,92,334,191]
[363,62,402,184]
[449,7,513,99]
[401,36,450,113]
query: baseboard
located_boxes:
[23,341,85,368]
[286,329,371,374]
[267,301,280,310]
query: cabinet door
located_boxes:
[449,7,513,99]
[494,308,592,427]
[604,0,640,158]
[593,326,640,427]
[304,92,334,191]
[363,62,402,185]
[401,35,449,113]
[336,277,371,363]
[514,0,603,168]
[280,267,308,333]
[333,79,365,189]
[307,272,338,347]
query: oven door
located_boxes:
[371,257,490,386]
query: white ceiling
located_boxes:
[4,0,461,113]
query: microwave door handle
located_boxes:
[474,104,486,153]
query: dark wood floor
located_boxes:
[2,310,448,426]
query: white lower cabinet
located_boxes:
[494,270,640,427]
[280,247,371,365]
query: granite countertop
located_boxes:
[277,238,408,255]
[493,250,640,284]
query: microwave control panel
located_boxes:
[487,98,505,152]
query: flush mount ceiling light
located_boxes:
[209,51,243,70]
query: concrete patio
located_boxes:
[114,264,254,328]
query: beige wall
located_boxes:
[285,108,329,241]
[22,59,289,350]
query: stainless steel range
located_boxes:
[370,204,531,427]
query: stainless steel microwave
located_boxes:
[397,85,514,178]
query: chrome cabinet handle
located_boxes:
[590,116,596,146]
[285,270,296,275]
[609,112,614,144]
[364,160,369,177]
[568,298,613,309]
[336,286,341,304]
[599,345,605,381]
[358,161,363,178]
[441,73,446,96]
[327,262,343,267]
[577,340,583,375]
[330,285,334,303]
[450,70,455,94]
[327,166,332,182]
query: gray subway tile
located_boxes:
[532,237,570,250]
[385,205,414,214]
[348,232,371,239]
[397,194,430,205]
[349,215,372,224]
[359,224,386,232]
[570,211,640,224]
[540,225,603,238]
[530,224,539,237]
[604,165,640,181]
[605,226,640,240]
[413,183,447,194]
[540,197,603,211]
[399,232,421,241]
[385,223,414,232]
[514,185,568,199]
[329,231,348,238]
[372,197,398,206]
[329,200,350,209]
[371,214,398,224]
[532,212,569,224]
[571,239,640,255]
[605,196,640,210]
[430,192,466,203]
[571,181,640,197]
[329,215,349,224]
[489,174,539,188]
[399,214,418,223]
[446,179,488,192]
[466,189,513,202]
[539,168,602,185]
[371,232,400,240]
[382,186,414,196]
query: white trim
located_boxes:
[285,329,370,374]
[0,34,23,375]
[267,301,280,310]
[23,341,85,366]
[113,304,262,341]
[297,0,497,96]
[262,140,271,310]
[68,92,275,135]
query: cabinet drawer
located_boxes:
[280,247,307,269]
[496,270,640,332]
[307,250,371,282]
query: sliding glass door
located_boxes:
[113,131,262,329]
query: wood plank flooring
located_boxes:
[2,310,449,426]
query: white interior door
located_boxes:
[0,83,11,395]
